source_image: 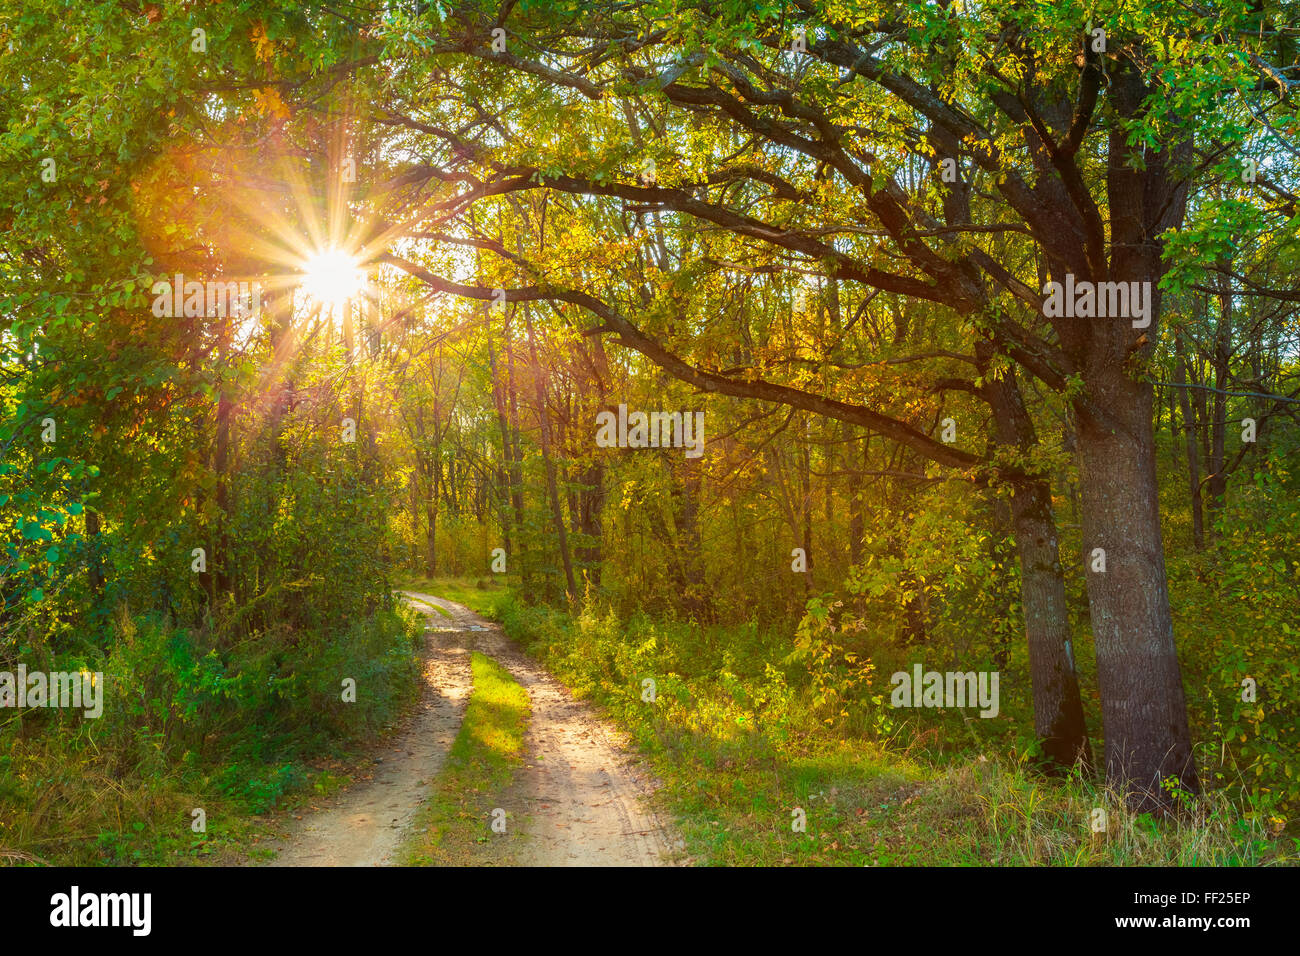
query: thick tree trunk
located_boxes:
[1075,376,1199,810]
[1050,70,1200,811]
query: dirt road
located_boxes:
[262,592,678,866]
[264,606,473,866]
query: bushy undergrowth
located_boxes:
[494,592,1295,866]
[0,604,421,865]
[1169,465,1300,825]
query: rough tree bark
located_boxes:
[1072,86,1199,807]
[985,364,1093,771]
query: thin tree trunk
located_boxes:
[985,362,1092,771]
[1008,479,1091,770]
[486,334,513,560]
[1174,335,1204,550]
[1206,265,1232,535]
[85,507,104,601]
[502,311,529,591]
[426,457,438,577]
[524,307,577,602]
[800,416,813,597]
[847,428,865,566]
[211,325,233,605]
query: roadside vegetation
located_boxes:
[479,590,1295,866]
[0,603,421,865]
[4,0,1297,868]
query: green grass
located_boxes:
[0,606,424,866]
[485,592,1296,867]
[645,734,1291,866]
[402,652,531,865]
[405,594,450,618]
[398,574,511,619]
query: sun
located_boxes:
[300,248,366,311]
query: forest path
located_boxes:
[402,591,678,866]
[261,591,678,866]
[262,597,474,866]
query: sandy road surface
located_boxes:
[262,592,679,866]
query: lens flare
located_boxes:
[300,249,366,310]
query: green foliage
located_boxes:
[787,596,882,732]
[0,604,421,863]
[492,590,1292,866]
[3,0,1298,864]
[1171,461,1300,823]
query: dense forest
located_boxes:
[2,0,1298,868]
